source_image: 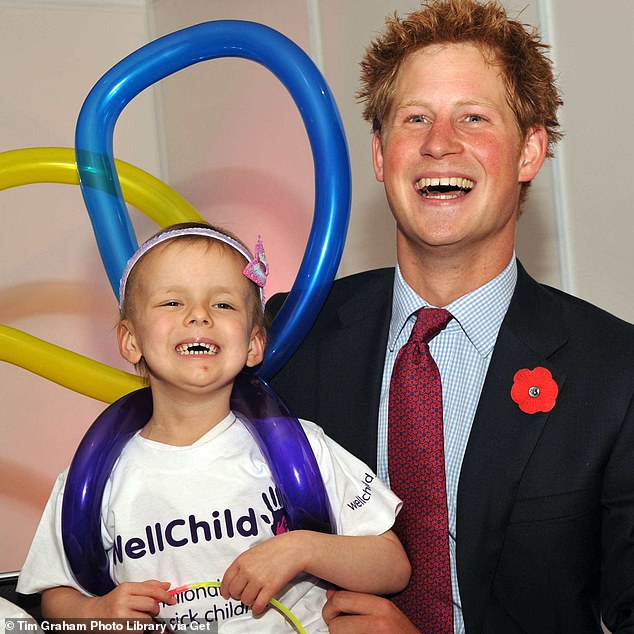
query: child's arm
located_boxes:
[220,529,410,615]
[41,581,175,620]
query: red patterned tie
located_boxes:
[388,307,453,633]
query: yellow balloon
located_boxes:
[0,147,205,226]
[0,147,204,403]
[0,325,144,403]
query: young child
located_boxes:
[17,222,410,632]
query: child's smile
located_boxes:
[117,239,265,404]
[175,340,219,356]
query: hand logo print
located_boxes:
[260,486,290,535]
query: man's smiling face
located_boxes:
[372,42,545,264]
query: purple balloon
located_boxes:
[62,388,152,595]
[231,372,334,534]
[62,376,334,596]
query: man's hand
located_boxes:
[323,590,419,634]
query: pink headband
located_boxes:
[118,227,268,309]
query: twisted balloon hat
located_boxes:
[2,19,351,612]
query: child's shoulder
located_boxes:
[297,417,359,464]
[297,417,331,447]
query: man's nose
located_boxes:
[420,118,462,159]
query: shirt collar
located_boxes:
[389,256,517,356]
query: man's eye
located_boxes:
[408,115,427,123]
[466,114,484,123]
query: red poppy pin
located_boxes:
[511,367,558,414]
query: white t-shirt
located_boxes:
[18,413,401,633]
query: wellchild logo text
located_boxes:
[113,487,288,566]
[346,473,376,510]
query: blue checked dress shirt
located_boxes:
[377,256,517,633]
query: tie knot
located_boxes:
[410,307,452,344]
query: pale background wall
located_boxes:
[1,0,632,579]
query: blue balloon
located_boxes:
[62,375,335,597]
[75,19,351,380]
[66,20,350,597]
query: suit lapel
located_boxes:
[457,264,569,632]
[315,270,394,470]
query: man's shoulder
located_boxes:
[327,267,395,298]
[517,266,634,359]
[267,267,394,315]
[544,283,634,343]
[519,260,630,328]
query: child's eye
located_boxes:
[160,300,182,307]
[214,302,234,310]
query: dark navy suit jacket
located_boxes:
[267,261,634,633]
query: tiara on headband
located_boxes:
[118,227,268,309]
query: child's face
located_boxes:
[117,240,265,400]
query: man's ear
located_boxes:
[518,125,548,183]
[245,327,266,368]
[117,321,143,365]
[372,131,385,182]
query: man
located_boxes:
[267,1,634,632]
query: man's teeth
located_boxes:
[416,176,474,189]
[176,343,218,355]
[415,176,474,199]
